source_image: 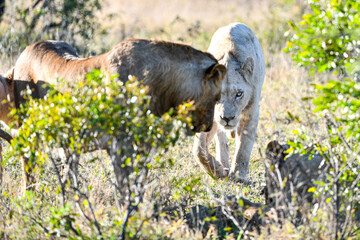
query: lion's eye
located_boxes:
[235,90,244,99]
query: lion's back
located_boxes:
[107,39,218,82]
[13,40,79,81]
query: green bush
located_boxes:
[285,0,360,238]
[285,0,360,78]
[2,70,193,238]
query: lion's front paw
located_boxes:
[223,168,230,177]
[213,167,229,179]
[228,171,251,185]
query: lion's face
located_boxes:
[191,89,221,133]
[214,57,254,131]
[0,75,15,125]
[191,64,226,133]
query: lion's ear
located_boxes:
[265,140,290,166]
[266,141,284,160]
[205,63,226,87]
[240,57,254,79]
[5,67,14,85]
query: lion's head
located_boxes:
[207,23,260,131]
[110,40,227,133]
[214,57,254,130]
[0,69,15,125]
[190,63,226,132]
[264,140,327,207]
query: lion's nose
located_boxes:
[220,115,235,123]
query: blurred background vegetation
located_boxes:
[0,0,359,239]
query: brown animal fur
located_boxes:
[0,73,15,185]
[0,69,15,126]
[0,69,51,190]
[14,40,225,131]
[264,141,326,209]
[9,40,226,194]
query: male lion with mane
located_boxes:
[193,23,265,182]
[3,39,226,193]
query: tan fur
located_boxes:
[9,39,226,194]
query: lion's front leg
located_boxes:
[229,108,259,182]
[193,121,228,178]
[215,128,230,170]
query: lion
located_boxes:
[264,141,326,208]
[13,40,225,131]
[6,39,226,193]
[263,140,329,224]
[0,73,16,185]
[0,68,52,189]
[0,70,15,127]
[193,23,265,182]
